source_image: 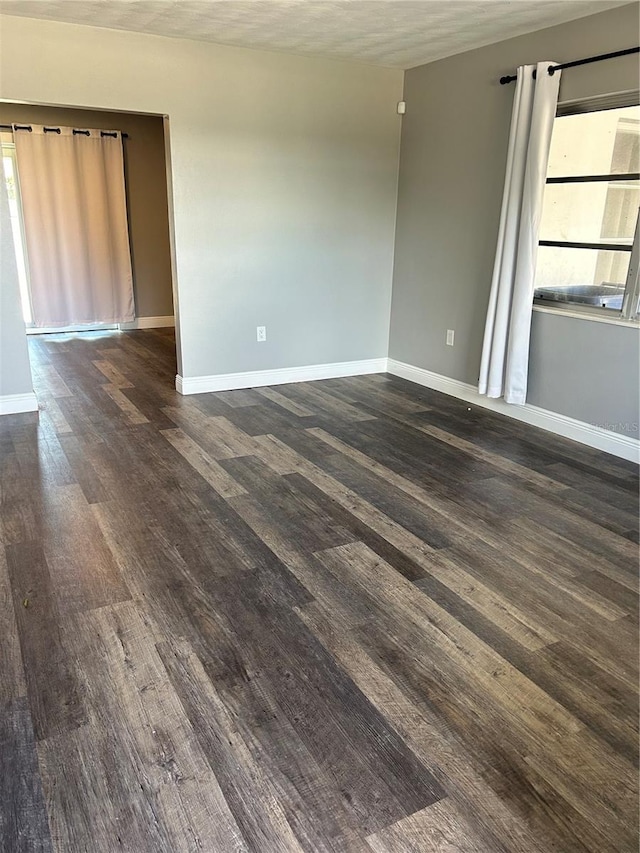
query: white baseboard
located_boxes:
[0,391,38,415]
[119,315,175,330]
[176,357,387,396]
[387,358,640,464]
[174,353,638,462]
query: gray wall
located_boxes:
[528,312,639,438]
[0,103,174,320]
[0,15,403,380]
[0,175,34,400]
[390,2,640,435]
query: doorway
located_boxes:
[0,103,176,360]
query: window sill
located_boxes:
[532,304,640,328]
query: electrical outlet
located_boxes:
[446,329,455,346]
[256,326,267,342]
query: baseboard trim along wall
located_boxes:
[175,355,638,462]
[176,358,388,395]
[387,358,640,464]
[119,315,176,330]
[0,392,39,415]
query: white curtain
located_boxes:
[13,124,134,327]
[479,62,561,405]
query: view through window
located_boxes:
[534,103,640,318]
[1,136,32,324]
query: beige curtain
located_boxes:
[13,124,134,327]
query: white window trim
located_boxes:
[533,303,639,328]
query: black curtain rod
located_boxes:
[499,45,640,85]
[0,123,129,138]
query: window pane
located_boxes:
[534,246,630,309]
[539,180,639,245]
[547,105,640,178]
[2,148,32,324]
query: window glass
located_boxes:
[538,180,639,245]
[546,106,640,177]
[1,144,32,324]
[535,246,629,309]
[534,103,640,316]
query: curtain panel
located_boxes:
[479,62,561,405]
[13,124,134,327]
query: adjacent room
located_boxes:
[0,2,638,852]
[0,102,175,346]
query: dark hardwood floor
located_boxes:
[1,327,638,852]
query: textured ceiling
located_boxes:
[0,0,631,69]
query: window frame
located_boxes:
[533,91,640,322]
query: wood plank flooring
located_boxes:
[1,327,638,852]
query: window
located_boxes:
[1,133,32,324]
[534,97,640,320]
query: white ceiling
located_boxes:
[0,0,631,69]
